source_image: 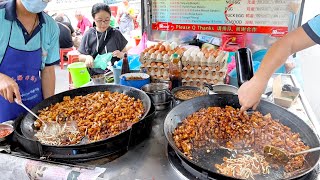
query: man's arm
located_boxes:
[41,66,55,99]
[238,26,317,111]
[254,27,316,82]
[42,20,60,99]
[68,23,75,37]
[0,73,21,103]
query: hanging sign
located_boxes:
[151,0,299,36]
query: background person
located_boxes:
[55,14,75,49]
[75,10,92,35]
[78,3,128,73]
[116,0,135,35]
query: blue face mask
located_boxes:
[21,0,49,14]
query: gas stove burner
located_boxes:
[166,144,225,180]
[166,144,320,180]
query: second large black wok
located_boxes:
[164,94,320,179]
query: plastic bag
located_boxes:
[94,53,113,70]
[114,54,141,70]
[128,32,147,55]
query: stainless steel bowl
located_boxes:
[91,74,106,85]
[141,83,172,105]
[203,83,238,94]
[0,124,14,142]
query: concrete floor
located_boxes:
[54,65,69,94]
[54,1,320,120]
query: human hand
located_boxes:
[237,76,268,111]
[112,50,124,59]
[85,55,94,68]
[0,73,21,103]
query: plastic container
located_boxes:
[113,54,141,84]
[67,62,90,88]
[134,38,141,46]
[120,73,150,89]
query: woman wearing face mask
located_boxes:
[0,0,59,122]
[78,3,128,73]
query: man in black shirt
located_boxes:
[55,15,75,48]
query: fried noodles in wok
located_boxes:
[35,91,144,146]
[173,106,309,178]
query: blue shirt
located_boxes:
[302,15,320,44]
[0,0,60,69]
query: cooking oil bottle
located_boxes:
[169,53,182,89]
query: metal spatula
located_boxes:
[264,145,320,165]
[14,99,47,129]
[80,127,90,144]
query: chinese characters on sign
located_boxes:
[151,0,295,35]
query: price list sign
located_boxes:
[151,0,297,36]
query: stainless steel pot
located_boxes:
[203,83,238,95]
[154,101,172,111]
[141,83,172,106]
[203,83,272,101]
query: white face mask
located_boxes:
[21,0,50,13]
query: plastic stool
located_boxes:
[59,48,74,69]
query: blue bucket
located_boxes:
[120,73,150,89]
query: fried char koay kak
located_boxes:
[174,89,207,100]
[35,91,144,146]
[173,106,309,177]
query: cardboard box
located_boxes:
[273,76,299,108]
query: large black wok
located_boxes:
[20,84,151,147]
[164,94,320,179]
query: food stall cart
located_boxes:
[1,0,320,179]
[0,74,319,180]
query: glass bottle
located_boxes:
[169,53,182,89]
[121,53,130,75]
